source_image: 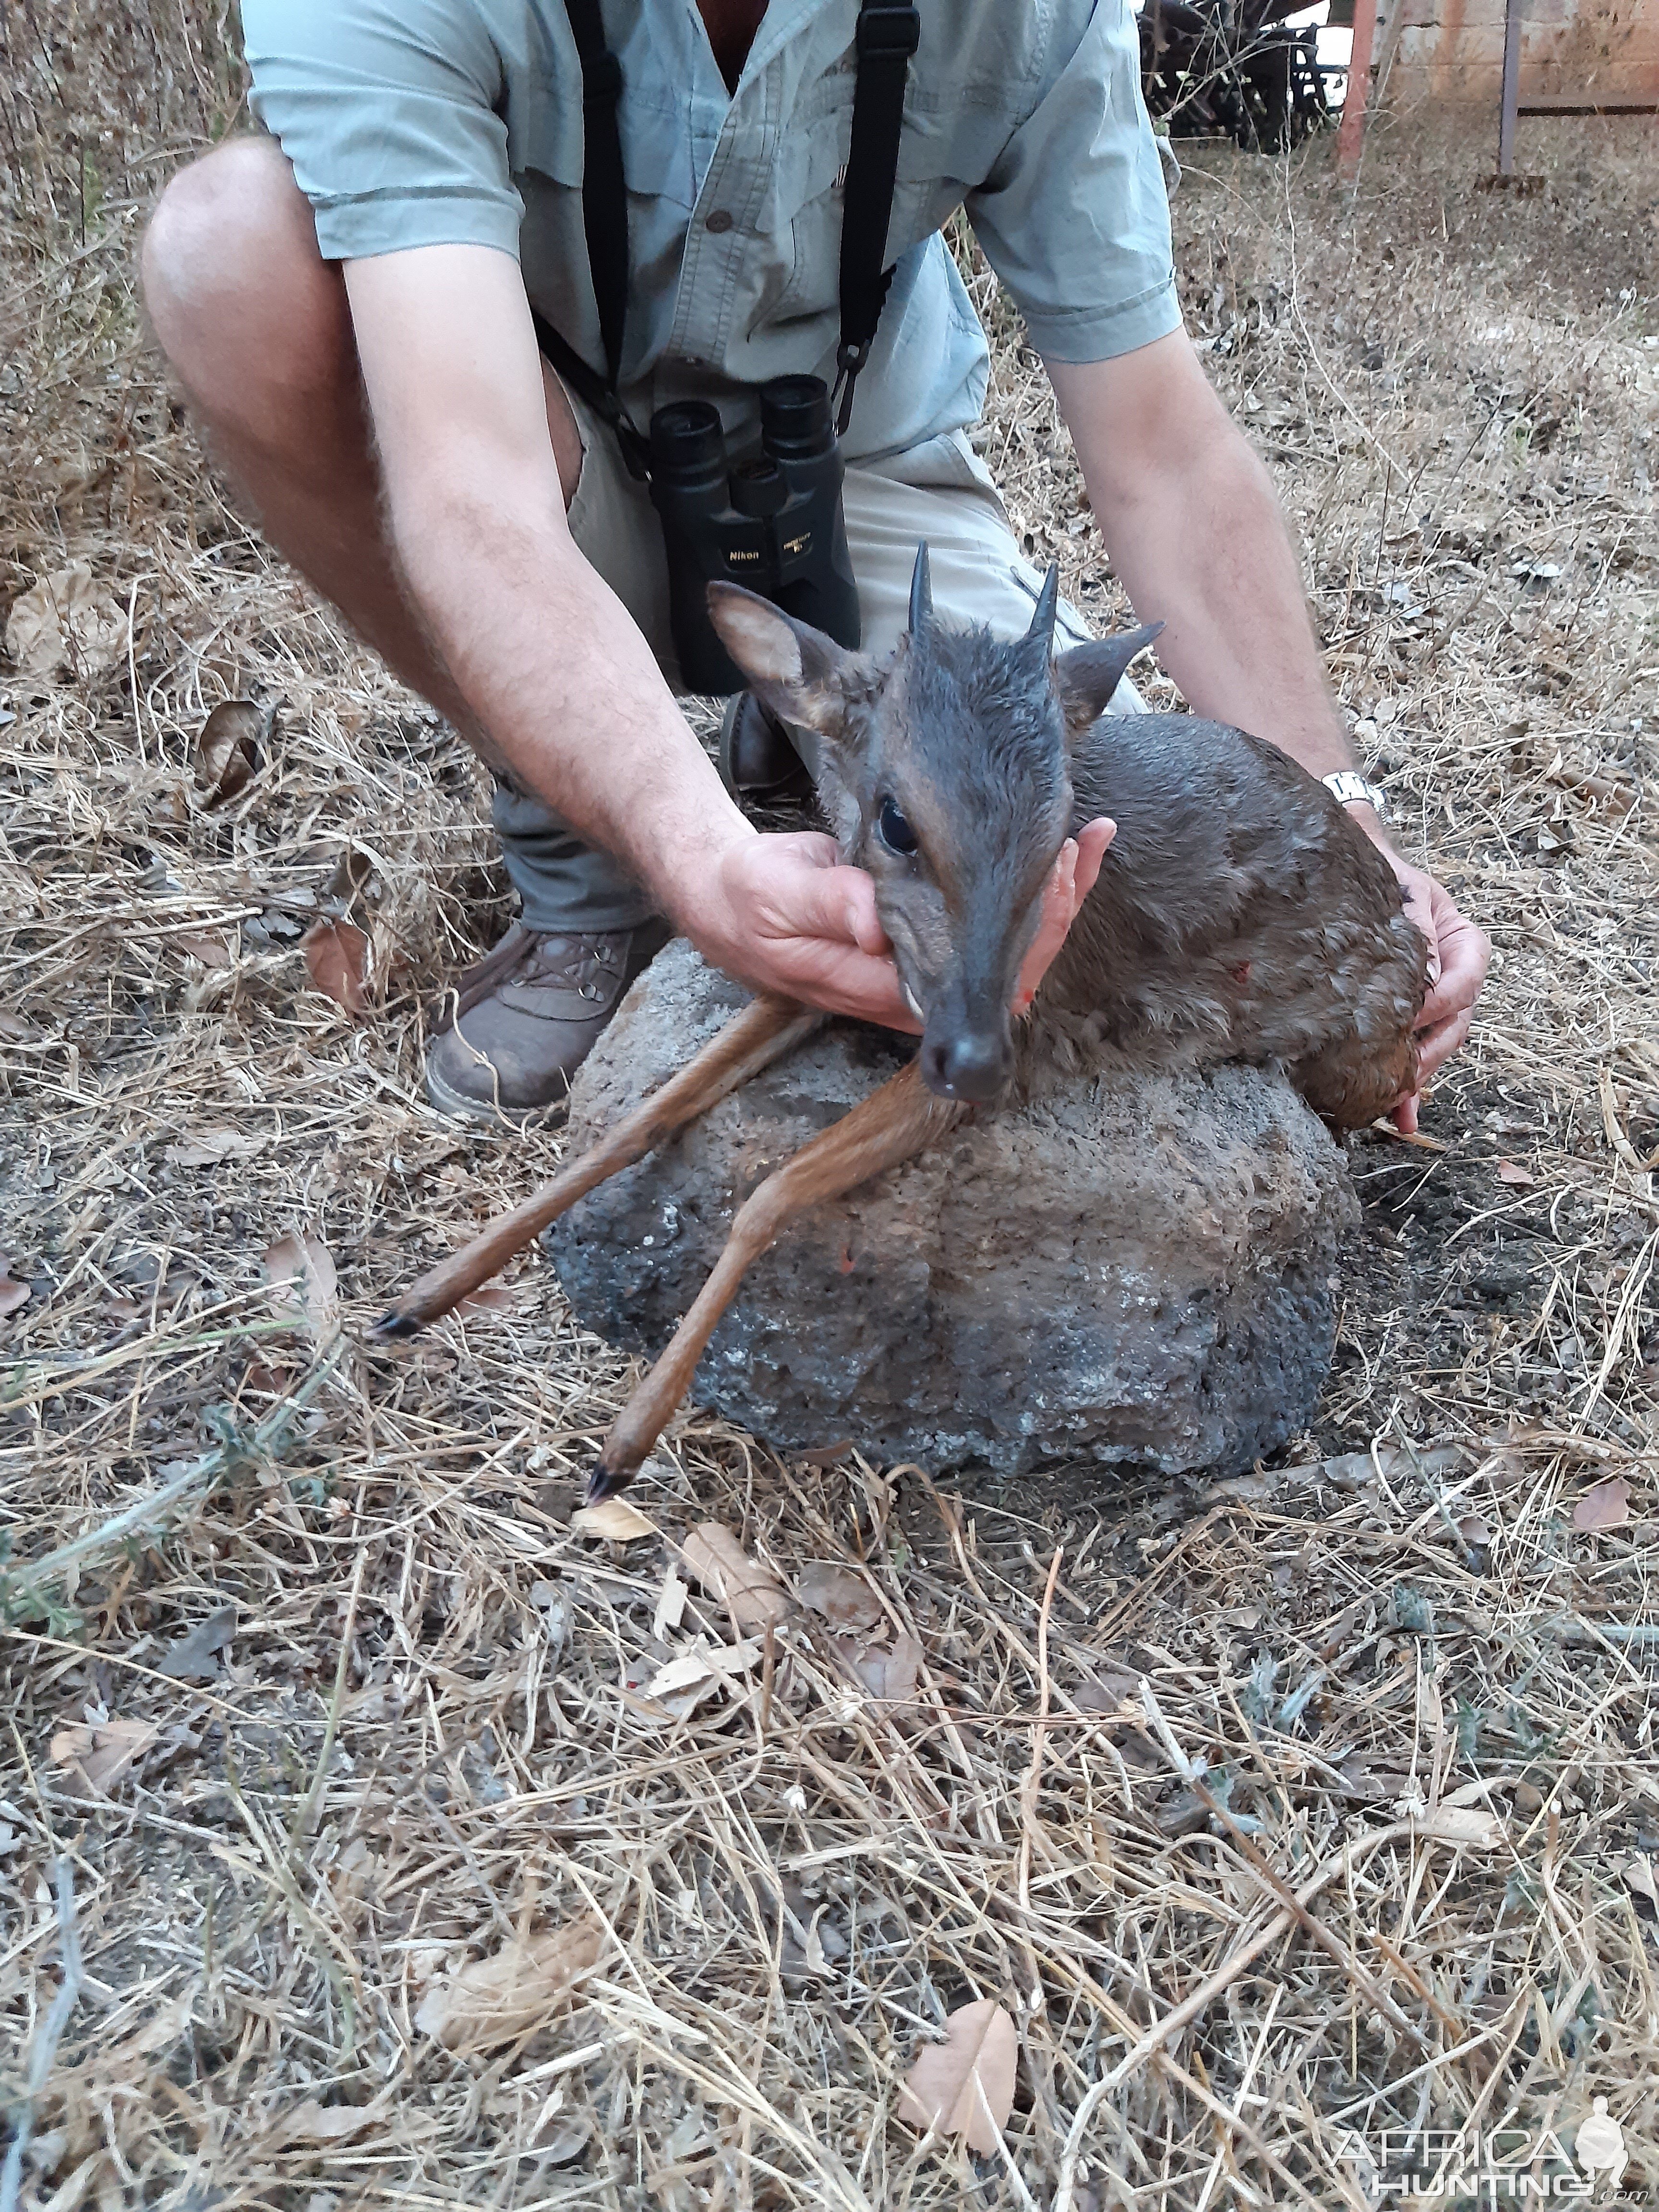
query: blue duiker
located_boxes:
[381,546,1428,1500]
[708,543,1427,1127]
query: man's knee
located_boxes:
[142,138,349,420]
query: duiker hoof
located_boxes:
[547,943,1361,1486]
[582,1459,635,1507]
[371,1309,423,1340]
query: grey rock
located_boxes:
[548,940,1358,1481]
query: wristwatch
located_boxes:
[1322,769,1388,818]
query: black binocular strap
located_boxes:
[549,0,919,462]
[535,0,651,474]
[834,0,921,431]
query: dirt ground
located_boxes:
[3,10,1658,2208]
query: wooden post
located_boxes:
[1336,0,1379,175]
[1498,0,1524,174]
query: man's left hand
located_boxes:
[1343,803,1490,1131]
[1390,856,1491,1124]
[1378,849,1491,1135]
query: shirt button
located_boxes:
[704,208,734,233]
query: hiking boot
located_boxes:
[424,918,673,1123]
[718,690,815,803]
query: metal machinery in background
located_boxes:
[1138,0,1338,149]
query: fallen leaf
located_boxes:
[653,1563,688,1639]
[264,1229,339,1334]
[897,1997,1018,2154]
[570,1496,658,1542]
[1337,1755,1394,1803]
[331,1836,378,1904]
[1573,1476,1631,1533]
[1203,1467,1277,1503]
[6,562,130,677]
[241,1358,296,1395]
[323,843,378,908]
[1457,1512,1494,1550]
[638,1635,764,1719]
[174,929,233,969]
[301,917,372,1018]
[157,1604,238,1683]
[796,1560,884,1633]
[272,2099,386,2146]
[680,1523,790,1631]
[406,1941,451,1991]
[0,1258,29,1319]
[530,2116,589,2164]
[1317,1441,1464,1492]
[1496,1157,1536,1187]
[165,1127,264,1167]
[414,1914,607,2054]
[49,1716,160,1798]
[1623,1855,1659,1909]
[851,1631,923,1705]
[643,1645,730,1703]
[1415,1806,1504,1850]
[1073,1667,1145,1717]
[193,698,264,803]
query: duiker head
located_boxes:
[709,546,1160,1103]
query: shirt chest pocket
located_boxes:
[502,75,584,189]
[771,85,1018,318]
[503,75,693,204]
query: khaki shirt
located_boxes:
[244,0,1181,463]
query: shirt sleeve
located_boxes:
[965,0,1181,363]
[241,0,524,263]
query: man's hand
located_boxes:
[1012,817,1115,1014]
[1347,804,1491,1134]
[1386,854,1491,1135]
[696,832,911,1024]
[689,820,1114,1032]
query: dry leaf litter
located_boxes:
[1,12,1657,2208]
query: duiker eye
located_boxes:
[877,796,918,856]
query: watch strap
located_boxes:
[1322,769,1387,817]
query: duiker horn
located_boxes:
[1024,562,1060,656]
[908,541,934,635]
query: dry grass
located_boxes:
[3,9,1659,2204]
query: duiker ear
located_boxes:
[706,583,867,735]
[1054,621,1165,735]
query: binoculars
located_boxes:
[648,375,861,695]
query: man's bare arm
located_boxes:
[343,242,923,1023]
[1047,331,1490,1124]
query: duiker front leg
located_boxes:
[587,1058,968,1500]
[376,997,825,1336]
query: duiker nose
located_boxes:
[921,1030,1012,1103]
